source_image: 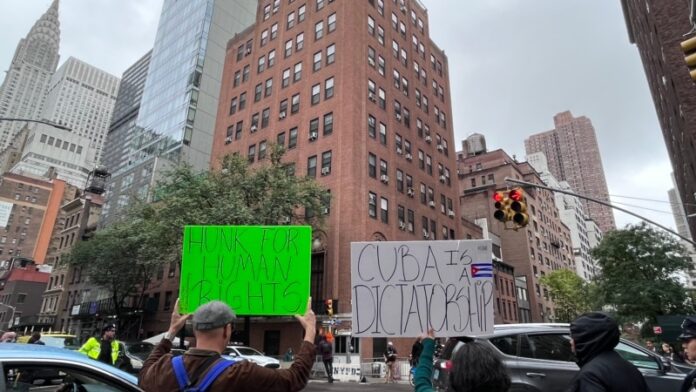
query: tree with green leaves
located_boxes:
[592,222,693,330]
[540,269,597,322]
[67,147,329,331]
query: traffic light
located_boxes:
[325,299,333,317]
[509,188,529,227]
[681,35,696,82]
[493,191,509,223]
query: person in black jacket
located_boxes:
[678,316,696,392]
[567,312,649,392]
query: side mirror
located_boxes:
[660,357,672,373]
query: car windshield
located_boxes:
[127,342,154,360]
[235,347,263,356]
[42,336,79,350]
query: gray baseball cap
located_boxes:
[192,301,236,331]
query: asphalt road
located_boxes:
[305,380,413,391]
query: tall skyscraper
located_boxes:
[621,0,696,241]
[212,0,462,356]
[41,57,120,164]
[525,111,615,233]
[0,0,60,149]
[100,51,151,226]
[101,0,256,224]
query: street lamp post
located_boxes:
[0,303,17,330]
[0,117,71,131]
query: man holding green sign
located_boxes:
[179,225,312,315]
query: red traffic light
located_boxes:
[493,192,504,202]
[509,189,523,201]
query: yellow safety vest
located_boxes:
[78,337,120,365]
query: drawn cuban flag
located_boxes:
[471,263,493,278]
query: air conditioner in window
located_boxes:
[396,147,403,155]
[405,153,413,161]
[279,111,286,119]
[368,57,376,67]
[400,5,407,12]
[428,200,435,207]
[439,175,446,183]
[425,135,432,143]
[322,206,329,214]
[423,229,429,239]
[407,188,414,197]
[448,209,455,218]
[321,167,330,176]
[246,47,252,55]
[224,136,233,145]
[280,216,291,224]
[368,92,377,102]
[250,125,258,133]
[396,113,402,120]
[437,144,444,152]
[309,132,318,141]
[380,175,389,184]
[399,221,406,230]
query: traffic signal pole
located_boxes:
[504,177,696,247]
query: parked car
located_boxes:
[223,345,280,368]
[116,341,155,374]
[0,343,141,391]
[432,324,686,392]
[16,333,80,350]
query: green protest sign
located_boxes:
[179,225,311,315]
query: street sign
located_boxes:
[654,326,663,335]
[179,225,312,315]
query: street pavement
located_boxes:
[305,380,413,391]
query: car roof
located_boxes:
[40,334,77,338]
[461,323,571,339]
[0,343,137,383]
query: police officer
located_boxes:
[79,324,120,365]
[679,317,696,392]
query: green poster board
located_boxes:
[179,225,311,315]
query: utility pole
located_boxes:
[504,177,696,247]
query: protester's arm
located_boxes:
[139,299,190,388]
[414,333,436,392]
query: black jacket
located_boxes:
[568,312,649,392]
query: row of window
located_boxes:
[228,111,333,151]
[38,133,84,154]
[368,190,455,239]
[367,152,454,216]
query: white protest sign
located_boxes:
[351,240,494,338]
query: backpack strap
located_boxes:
[171,356,190,391]
[195,359,238,391]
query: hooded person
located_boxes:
[567,312,649,392]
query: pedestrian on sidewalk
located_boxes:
[317,334,334,383]
[567,312,649,392]
[138,298,316,392]
[383,341,398,383]
[413,329,510,392]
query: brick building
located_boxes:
[213,0,460,359]
[457,148,575,322]
[524,111,615,234]
[621,0,696,241]
[0,259,51,331]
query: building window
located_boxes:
[418,150,425,170]
[377,26,385,45]
[271,23,278,40]
[285,40,293,57]
[289,127,298,149]
[235,121,243,139]
[261,108,270,128]
[261,30,269,46]
[420,183,426,204]
[368,153,376,178]
[368,192,377,218]
[321,150,332,175]
[368,16,375,35]
[164,291,173,311]
[317,0,325,11]
[307,155,317,177]
[265,78,273,96]
[298,4,306,22]
[311,83,321,105]
[242,65,250,81]
[313,51,322,71]
[326,43,336,64]
[254,83,263,102]
[310,118,320,140]
[368,115,376,138]
[323,112,333,135]
[378,88,386,109]
[233,71,241,87]
[279,99,288,118]
[277,132,286,147]
[328,13,336,32]
[248,144,256,163]
[380,197,389,223]
[258,56,266,73]
[325,77,334,99]
[378,56,385,75]
[294,62,302,82]
[407,209,415,233]
[282,68,290,87]
[426,154,432,175]
[295,32,304,51]
[287,11,296,29]
[380,159,388,178]
[315,21,324,40]
[291,93,300,113]
[229,97,237,115]
[396,169,404,192]
[379,122,387,145]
